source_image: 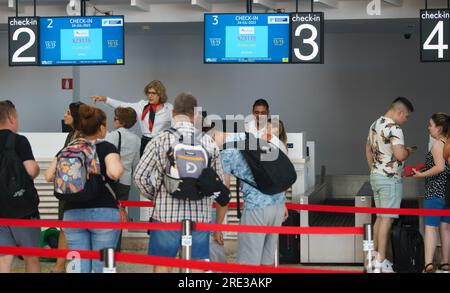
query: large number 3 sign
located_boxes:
[290,12,324,64]
[294,24,319,61]
[8,17,39,66]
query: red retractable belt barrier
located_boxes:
[0,218,362,235]
[285,203,450,217]
[119,201,450,217]
[0,246,363,274]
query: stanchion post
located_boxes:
[100,247,117,273]
[181,219,193,273]
[274,240,279,267]
[363,224,375,273]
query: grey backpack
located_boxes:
[163,128,209,200]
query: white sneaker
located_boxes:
[373,259,395,273]
[366,251,378,262]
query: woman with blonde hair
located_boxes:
[91,80,172,155]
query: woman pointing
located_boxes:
[91,80,172,156]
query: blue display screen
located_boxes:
[39,16,124,66]
[204,13,290,63]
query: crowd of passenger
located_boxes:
[0,81,449,273]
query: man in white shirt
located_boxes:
[245,99,270,139]
[91,80,173,155]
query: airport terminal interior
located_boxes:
[1,0,450,274]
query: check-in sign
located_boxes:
[420,9,450,62]
[290,12,324,64]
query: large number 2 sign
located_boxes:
[8,17,39,66]
[12,28,37,63]
[290,12,324,64]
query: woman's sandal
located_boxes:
[423,263,435,273]
[437,263,449,273]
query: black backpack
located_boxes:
[229,132,297,195]
[391,219,425,273]
[0,134,39,218]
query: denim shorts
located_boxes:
[148,219,210,260]
[424,197,450,227]
[370,173,403,218]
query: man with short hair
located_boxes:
[246,99,270,139]
[365,97,415,273]
[210,128,288,266]
[0,100,41,273]
[134,92,228,273]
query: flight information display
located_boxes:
[39,16,124,66]
[204,13,290,63]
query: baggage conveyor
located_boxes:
[295,176,424,264]
[297,181,373,264]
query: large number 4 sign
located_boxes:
[8,17,40,66]
[420,9,450,62]
[290,12,324,64]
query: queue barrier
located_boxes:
[119,200,450,217]
[1,201,449,273]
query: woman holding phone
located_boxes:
[412,113,450,273]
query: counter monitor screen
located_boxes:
[39,16,124,66]
[204,13,290,63]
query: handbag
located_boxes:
[105,182,128,223]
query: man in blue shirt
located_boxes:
[211,130,288,265]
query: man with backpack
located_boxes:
[210,127,295,266]
[134,92,230,273]
[0,100,41,273]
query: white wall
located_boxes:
[1,23,450,175]
[0,32,73,132]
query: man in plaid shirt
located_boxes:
[134,92,228,273]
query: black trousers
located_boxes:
[140,136,152,157]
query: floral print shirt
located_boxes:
[368,116,405,179]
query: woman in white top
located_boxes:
[104,107,141,201]
[104,107,140,252]
[91,80,173,156]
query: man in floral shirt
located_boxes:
[365,97,415,273]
